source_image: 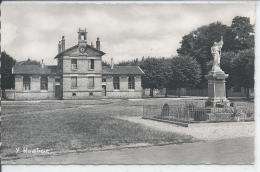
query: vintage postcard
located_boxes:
[0,0,256,167]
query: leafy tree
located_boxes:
[139,57,166,96]
[165,56,201,97]
[219,51,237,97]
[1,51,16,96]
[102,60,111,67]
[177,22,231,87]
[177,16,254,88]
[118,58,139,66]
[230,16,254,51]
[230,48,254,98]
[21,58,40,65]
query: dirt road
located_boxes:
[5,137,254,165]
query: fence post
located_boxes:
[142,104,144,117]
[187,106,189,122]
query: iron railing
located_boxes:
[143,101,254,124]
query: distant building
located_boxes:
[12,28,144,100]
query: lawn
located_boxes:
[1,100,194,161]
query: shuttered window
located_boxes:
[88,77,95,89]
[128,76,135,89]
[71,59,77,70]
[113,76,120,90]
[88,59,94,70]
[23,76,31,90]
[71,76,77,89]
[40,76,48,90]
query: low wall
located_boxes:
[63,91,102,99]
[11,91,55,100]
[106,90,143,98]
[4,90,15,100]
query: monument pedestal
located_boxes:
[205,69,230,107]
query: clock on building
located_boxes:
[79,46,86,53]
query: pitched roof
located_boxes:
[102,66,145,75]
[13,64,58,75]
[54,44,105,59]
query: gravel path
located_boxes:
[117,116,255,141]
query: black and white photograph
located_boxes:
[0,0,257,167]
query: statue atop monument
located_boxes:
[211,36,223,72]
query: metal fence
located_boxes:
[143,88,254,98]
[143,101,254,125]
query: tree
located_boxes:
[118,58,139,66]
[139,57,166,96]
[177,22,231,87]
[230,16,254,51]
[165,56,201,97]
[1,51,16,97]
[102,61,111,67]
[230,48,254,98]
[177,16,254,88]
[220,51,237,97]
[21,58,40,65]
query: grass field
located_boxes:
[1,98,253,161]
[1,99,195,160]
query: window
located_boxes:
[80,35,85,41]
[40,76,48,90]
[128,76,135,89]
[88,77,95,89]
[23,76,31,90]
[89,59,94,70]
[71,76,77,89]
[102,78,106,82]
[113,76,120,90]
[233,87,241,93]
[71,59,77,70]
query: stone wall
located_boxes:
[104,75,143,98]
[14,75,55,100]
[62,55,103,99]
[62,74,102,99]
[63,56,102,74]
[63,91,103,99]
[106,91,143,98]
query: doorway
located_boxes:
[102,85,106,96]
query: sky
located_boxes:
[1,2,256,65]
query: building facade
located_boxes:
[12,29,144,100]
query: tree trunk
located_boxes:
[246,87,250,99]
[226,88,229,98]
[150,88,154,97]
[165,88,168,98]
[177,88,181,98]
[2,89,7,99]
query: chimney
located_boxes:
[96,37,100,50]
[111,57,114,69]
[61,36,65,52]
[58,41,62,53]
[41,59,44,68]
